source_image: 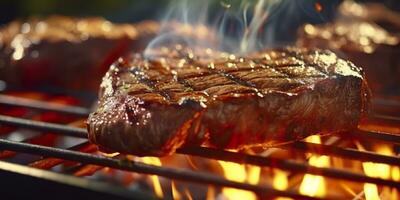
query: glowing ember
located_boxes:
[299,135,329,197]
[141,157,164,198]
[314,2,323,12]
[217,160,258,200]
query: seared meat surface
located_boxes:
[88,46,369,156]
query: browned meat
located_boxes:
[0,16,159,91]
[297,2,400,94]
[0,17,219,93]
[87,46,369,156]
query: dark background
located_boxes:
[0,0,399,42]
[0,0,164,25]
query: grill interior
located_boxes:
[0,92,399,200]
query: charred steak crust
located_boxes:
[88,47,369,156]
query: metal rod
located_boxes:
[0,139,331,200]
[0,115,87,138]
[0,94,90,116]
[352,129,400,144]
[1,115,399,167]
[177,147,400,189]
[29,141,95,169]
[372,98,400,107]
[286,141,400,166]
[370,113,400,123]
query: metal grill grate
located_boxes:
[0,94,399,200]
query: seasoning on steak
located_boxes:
[87,46,369,156]
[297,1,400,94]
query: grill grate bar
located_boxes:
[29,141,95,169]
[0,139,332,200]
[0,94,90,116]
[1,114,399,164]
[352,129,400,144]
[177,147,400,189]
[286,141,400,166]
[0,115,87,138]
[370,113,400,123]
[0,133,399,189]
[1,115,399,166]
[372,98,400,107]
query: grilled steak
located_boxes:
[297,1,400,94]
[0,16,159,91]
[88,46,369,156]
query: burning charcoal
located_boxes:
[87,46,369,156]
[297,1,400,95]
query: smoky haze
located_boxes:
[144,0,338,57]
[144,0,287,57]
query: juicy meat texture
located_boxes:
[88,47,369,156]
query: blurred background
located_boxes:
[0,0,399,42]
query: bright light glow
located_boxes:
[141,157,164,198]
[273,169,293,200]
[273,169,288,191]
[218,160,258,200]
[247,165,261,185]
[171,181,182,200]
[206,186,215,200]
[299,135,329,197]
[357,143,395,200]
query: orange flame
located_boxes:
[171,181,182,200]
[206,186,215,200]
[273,169,293,200]
[357,143,397,200]
[217,160,259,200]
[299,135,330,197]
[184,188,194,200]
[141,157,164,198]
[273,169,288,191]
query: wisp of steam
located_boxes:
[144,0,291,58]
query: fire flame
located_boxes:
[141,157,164,198]
[206,186,216,200]
[357,143,398,200]
[217,159,259,200]
[273,169,292,200]
[299,135,330,197]
[171,181,182,200]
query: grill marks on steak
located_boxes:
[88,47,369,156]
[124,49,328,100]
